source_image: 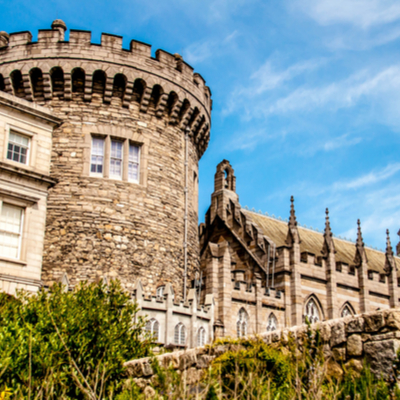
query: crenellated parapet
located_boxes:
[0,20,211,157]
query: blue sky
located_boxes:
[2,0,400,250]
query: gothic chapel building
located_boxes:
[0,20,399,348]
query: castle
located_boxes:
[0,21,399,348]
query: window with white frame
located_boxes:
[90,137,105,175]
[305,298,320,324]
[341,305,353,318]
[128,143,140,182]
[174,323,186,345]
[0,203,24,259]
[110,140,123,179]
[145,318,160,342]
[7,131,30,165]
[266,313,278,332]
[156,286,165,297]
[237,308,248,338]
[197,327,206,347]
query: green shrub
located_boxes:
[0,281,151,399]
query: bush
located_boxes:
[0,281,151,399]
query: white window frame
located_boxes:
[145,318,160,342]
[197,327,206,347]
[110,139,124,180]
[156,286,165,298]
[90,137,105,177]
[237,308,248,338]
[266,314,278,332]
[174,323,186,345]
[6,129,31,166]
[304,298,320,324]
[0,201,24,260]
[128,142,140,183]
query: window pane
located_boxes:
[0,204,23,258]
[129,163,138,181]
[129,144,139,162]
[111,141,123,158]
[7,131,30,165]
[91,138,104,175]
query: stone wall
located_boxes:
[124,308,400,385]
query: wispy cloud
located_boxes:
[333,163,400,191]
[322,134,362,151]
[183,30,239,64]
[292,0,400,29]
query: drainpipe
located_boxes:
[183,126,190,301]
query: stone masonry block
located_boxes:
[346,317,364,334]
[364,339,400,378]
[330,321,346,347]
[347,334,363,357]
[364,312,385,333]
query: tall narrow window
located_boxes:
[267,313,278,332]
[0,203,24,259]
[197,327,206,346]
[128,144,140,182]
[7,132,30,165]
[90,138,104,175]
[174,323,186,345]
[145,318,160,342]
[110,140,123,179]
[237,308,248,338]
[304,298,320,323]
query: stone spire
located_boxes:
[286,196,300,245]
[386,229,394,257]
[289,196,297,228]
[322,208,335,255]
[397,229,400,256]
[355,219,367,265]
[385,229,396,274]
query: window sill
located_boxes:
[0,256,27,267]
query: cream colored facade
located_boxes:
[0,91,61,294]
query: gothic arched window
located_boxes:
[156,286,165,297]
[174,323,186,345]
[237,308,248,338]
[145,318,160,342]
[341,304,354,318]
[266,313,278,332]
[305,298,320,324]
[197,327,206,347]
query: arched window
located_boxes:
[72,68,85,93]
[174,323,186,345]
[10,70,25,98]
[266,313,278,332]
[178,99,191,123]
[50,67,64,97]
[0,74,5,92]
[341,304,354,318]
[197,327,206,347]
[30,68,44,100]
[112,73,126,99]
[156,286,165,297]
[304,298,320,324]
[149,84,162,109]
[145,318,160,342]
[167,91,178,116]
[237,308,248,338]
[132,79,145,103]
[92,70,106,96]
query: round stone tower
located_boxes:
[0,21,211,297]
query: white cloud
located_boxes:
[183,30,239,64]
[250,58,325,93]
[322,134,362,151]
[333,163,400,191]
[293,0,400,29]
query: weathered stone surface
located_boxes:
[364,312,385,333]
[346,317,364,334]
[364,339,400,377]
[347,335,362,356]
[330,321,346,347]
[144,386,156,399]
[344,359,363,376]
[385,310,400,330]
[179,351,197,370]
[332,346,346,361]
[197,355,214,369]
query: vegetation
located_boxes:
[0,282,398,399]
[0,281,151,399]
